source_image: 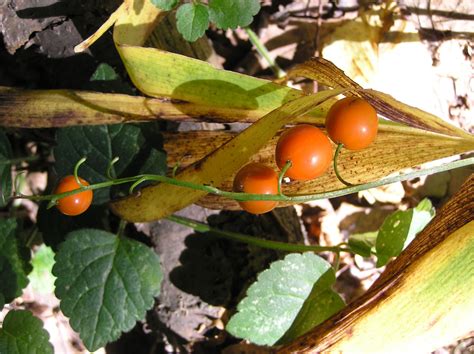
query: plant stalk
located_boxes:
[166,214,347,253]
[11,157,474,205]
[244,27,286,78]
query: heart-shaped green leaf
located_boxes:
[53,229,162,351]
[227,253,344,345]
[176,3,210,42]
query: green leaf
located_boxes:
[53,229,163,351]
[90,63,120,81]
[0,219,29,304]
[404,198,435,248]
[28,245,56,294]
[376,210,413,267]
[0,129,12,207]
[348,231,378,258]
[150,0,179,11]
[209,0,260,30]
[0,256,15,307]
[176,3,210,42]
[279,270,345,344]
[415,198,435,214]
[226,253,344,346]
[139,148,167,176]
[54,124,166,204]
[0,310,53,354]
[376,199,435,267]
[88,63,134,94]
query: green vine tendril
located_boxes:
[334,143,354,187]
[11,156,474,207]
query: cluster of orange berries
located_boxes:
[53,96,377,217]
[233,97,378,214]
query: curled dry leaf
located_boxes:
[0,86,334,128]
[283,58,473,139]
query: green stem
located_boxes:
[171,161,180,178]
[12,156,474,205]
[244,27,286,78]
[12,175,141,203]
[166,214,348,253]
[0,155,40,166]
[334,143,354,186]
[107,157,120,180]
[74,157,87,186]
[278,160,292,195]
[117,219,127,237]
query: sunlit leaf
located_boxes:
[176,3,209,42]
[108,2,473,218]
[376,199,435,267]
[227,253,344,345]
[279,177,474,353]
[28,245,56,294]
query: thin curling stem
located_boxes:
[333,143,354,187]
[11,156,474,205]
[107,157,120,180]
[74,157,87,186]
[278,160,292,196]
